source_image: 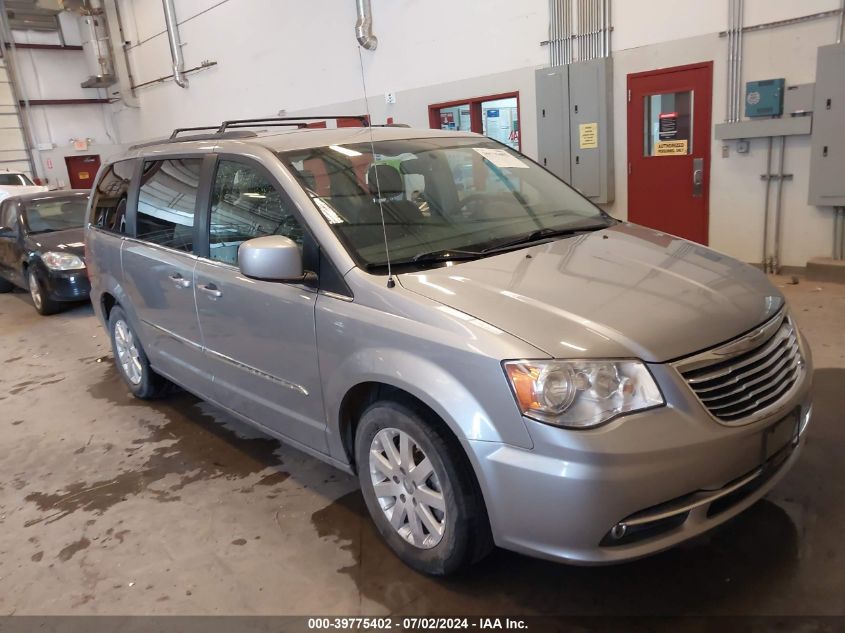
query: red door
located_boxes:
[627,62,712,244]
[64,154,101,190]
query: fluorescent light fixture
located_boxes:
[329,145,362,157]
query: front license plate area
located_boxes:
[762,409,800,463]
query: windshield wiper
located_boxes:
[366,249,482,271]
[480,224,607,253]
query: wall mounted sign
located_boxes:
[579,122,598,149]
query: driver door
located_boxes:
[194,157,327,452]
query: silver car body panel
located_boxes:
[85,126,813,565]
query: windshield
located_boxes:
[280,137,611,270]
[24,198,88,233]
[0,173,35,186]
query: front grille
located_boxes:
[680,318,803,423]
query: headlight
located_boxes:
[503,359,664,428]
[41,251,85,271]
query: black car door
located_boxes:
[0,200,22,284]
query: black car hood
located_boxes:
[25,227,86,258]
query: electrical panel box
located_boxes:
[535,57,614,204]
[745,79,785,118]
[784,83,814,116]
[808,44,845,207]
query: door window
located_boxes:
[208,160,303,265]
[0,201,18,231]
[430,93,520,151]
[136,158,202,251]
[90,160,134,234]
[644,91,693,156]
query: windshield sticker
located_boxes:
[472,148,528,169]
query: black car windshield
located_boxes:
[0,173,35,186]
[24,198,88,233]
[280,137,611,269]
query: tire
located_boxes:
[0,276,13,293]
[27,268,61,316]
[355,399,493,575]
[107,306,172,399]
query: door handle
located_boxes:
[199,283,222,299]
[692,157,704,198]
[168,272,191,289]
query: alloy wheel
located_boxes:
[369,427,447,549]
[28,271,42,311]
[113,318,143,385]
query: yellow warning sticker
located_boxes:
[654,140,688,155]
[579,123,598,149]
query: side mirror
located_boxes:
[238,235,303,281]
[0,226,14,238]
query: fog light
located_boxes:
[610,523,628,540]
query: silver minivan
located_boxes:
[85,117,812,575]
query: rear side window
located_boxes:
[90,160,133,234]
[0,200,18,230]
[136,158,202,252]
[208,160,303,265]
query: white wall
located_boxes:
[104,0,843,266]
[9,18,124,188]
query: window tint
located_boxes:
[137,159,202,252]
[0,173,34,186]
[208,160,303,265]
[0,201,18,231]
[90,160,134,234]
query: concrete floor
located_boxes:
[0,276,843,616]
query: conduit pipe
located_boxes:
[162,0,188,88]
[355,0,378,50]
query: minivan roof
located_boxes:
[119,125,481,160]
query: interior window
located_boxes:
[208,160,303,265]
[136,159,202,251]
[90,160,134,234]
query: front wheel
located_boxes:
[28,269,60,315]
[108,306,172,399]
[355,400,492,575]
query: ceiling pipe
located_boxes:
[355,0,377,50]
[162,0,188,87]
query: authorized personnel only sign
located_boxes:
[654,139,688,155]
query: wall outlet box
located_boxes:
[385,92,396,104]
[745,79,785,118]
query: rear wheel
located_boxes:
[355,399,492,575]
[27,269,60,315]
[108,306,172,399]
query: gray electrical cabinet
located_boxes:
[535,57,614,203]
[808,43,845,207]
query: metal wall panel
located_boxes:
[535,66,571,182]
[809,43,845,207]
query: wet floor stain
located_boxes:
[58,537,91,562]
[30,551,43,562]
[22,364,287,525]
[231,538,247,546]
[309,369,845,616]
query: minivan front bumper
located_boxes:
[469,354,813,564]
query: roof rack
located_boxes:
[216,115,370,133]
[129,130,258,151]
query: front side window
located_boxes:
[24,198,88,234]
[136,158,202,252]
[208,160,303,265]
[280,137,609,270]
[0,200,18,231]
[90,160,134,234]
[0,173,34,186]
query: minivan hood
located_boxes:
[398,223,783,362]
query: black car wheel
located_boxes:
[0,276,12,293]
[355,399,492,575]
[27,269,60,316]
[108,306,172,399]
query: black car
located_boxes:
[0,190,91,315]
